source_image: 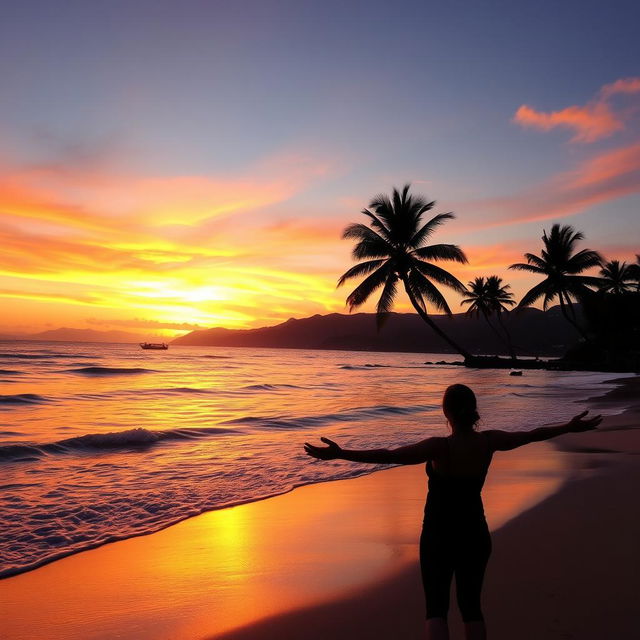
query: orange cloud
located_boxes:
[458,141,640,228]
[0,152,334,236]
[0,147,349,333]
[513,76,640,143]
[513,103,621,143]
[600,77,640,99]
[561,142,640,191]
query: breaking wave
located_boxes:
[67,366,156,376]
[0,394,50,406]
[0,426,241,463]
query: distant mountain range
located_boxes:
[0,328,141,343]
[0,306,583,355]
[172,307,581,356]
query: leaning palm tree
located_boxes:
[509,224,603,340]
[338,184,471,359]
[598,260,636,295]
[461,275,517,359]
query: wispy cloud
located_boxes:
[0,148,346,332]
[0,152,333,233]
[460,140,640,228]
[513,76,640,143]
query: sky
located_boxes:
[1,0,639,336]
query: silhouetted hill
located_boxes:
[172,308,580,356]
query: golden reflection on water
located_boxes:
[0,440,567,640]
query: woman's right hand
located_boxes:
[567,410,603,432]
[303,437,342,460]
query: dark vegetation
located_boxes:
[335,185,639,372]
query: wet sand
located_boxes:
[1,376,638,639]
[215,376,640,640]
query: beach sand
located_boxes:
[1,376,638,639]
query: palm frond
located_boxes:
[342,224,392,259]
[523,253,548,270]
[518,280,553,308]
[565,275,605,289]
[406,270,452,314]
[409,212,455,248]
[342,223,384,242]
[566,248,603,273]
[360,208,393,243]
[345,264,391,310]
[376,276,398,329]
[412,243,467,263]
[337,259,387,287]
[368,193,395,230]
[509,262,545,274]
[412,259,466,293]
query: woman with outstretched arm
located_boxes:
[304,384,602,640]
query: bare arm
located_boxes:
[486,410,602,452]
[303,436,442,465]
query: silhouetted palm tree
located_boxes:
[338,184,471,359]
[509,224,602,340]
[598,260,636,295]
[626,255,640,291]
[461,276,517,359]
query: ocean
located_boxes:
[0,341,629,578]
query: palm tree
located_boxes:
[337,184,472,359]
[509,224,603,340]
[598,260,636,295]
[625,255,640,291]
[461,276,517,359]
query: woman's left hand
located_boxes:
[304,437,342,460]
[567,410,603,432]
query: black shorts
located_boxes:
[419,519,492,622]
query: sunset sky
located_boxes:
[1,0,639,336]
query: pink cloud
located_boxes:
[513,103,622,143]
[600,77,640,99]
[458,141,640,228]
[513,76,640,143]
[0,151,335,236]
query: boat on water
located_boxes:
[140,342,169,350]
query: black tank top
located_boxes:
[424,433,491,524]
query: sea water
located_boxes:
[0,341,629,578]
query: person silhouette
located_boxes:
[304,383,602,640]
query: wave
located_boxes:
[67,366,155,376]
[240,383,304,391]
[75,386,215,400]
[0,353,93,360]
[0,461,382,580]
[222,403,435,430]
[339,363,392,370]
[0,425,242,463]
[0,393,50,406]
[0,369,22,375]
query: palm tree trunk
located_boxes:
[495,312,518,361]
[558,291,589,341]
[401,278,473,361]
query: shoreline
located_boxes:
[3,337,634,374]
[213,375,640,640]
[1,375,638,639]
[0,440,568,640]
